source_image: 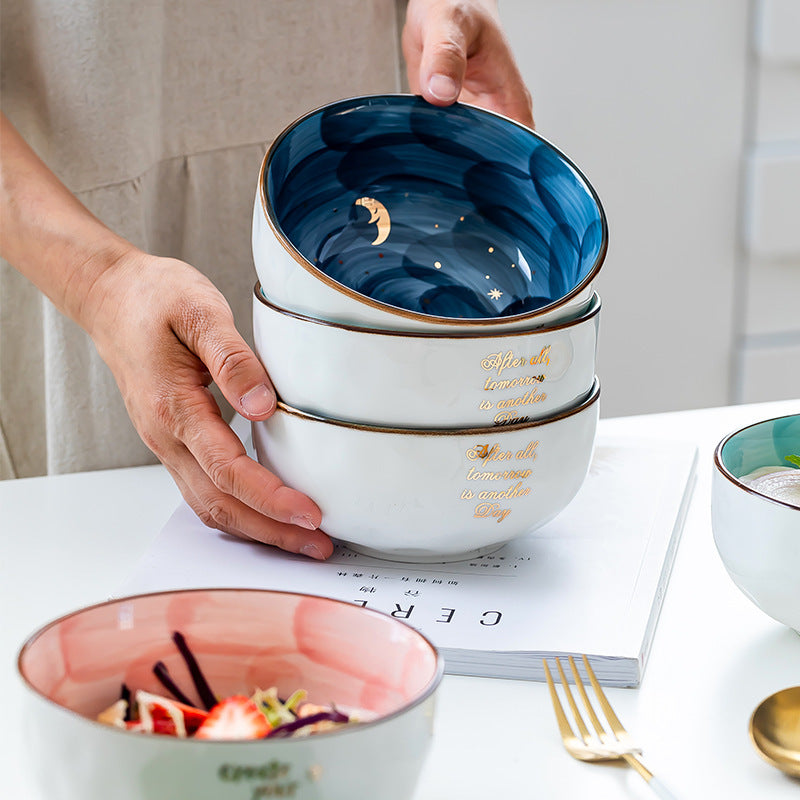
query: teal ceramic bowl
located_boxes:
[711,413,800,630]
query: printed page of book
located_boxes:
[121,435,697,686]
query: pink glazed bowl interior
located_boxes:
[18,588,442,730]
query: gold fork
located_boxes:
[543,654,678,798]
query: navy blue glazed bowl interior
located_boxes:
[264,95,607,321]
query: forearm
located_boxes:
[0,113,136,331]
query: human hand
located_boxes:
[83,249,334,560]
[402,0,534,128]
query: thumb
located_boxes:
[418,10,468,106]
[218,340,276,420]
[181,309,276,421]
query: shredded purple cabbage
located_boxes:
[267,709,350,738]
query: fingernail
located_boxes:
[291,513,317,531]
[240,384,274,417]
[428,73,459,102]
[300,543,325,560]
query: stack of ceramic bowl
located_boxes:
[251,94,608,563]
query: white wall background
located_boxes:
[499,0,799,418]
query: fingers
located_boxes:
[146,359,323,523]
[166,300,333,545]
[405,1,469,104]
[171,297,277,422]
[164,457,334,560]
[461,75,535,131]
[183,406,322,529]
[403,0,534,128]
[420,15,467,105]
[150,385,331,558]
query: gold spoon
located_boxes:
[749,686,800,778]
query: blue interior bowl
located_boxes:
[263,94,607,321]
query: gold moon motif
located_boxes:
[355,197,391,245]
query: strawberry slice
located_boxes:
[194,695,272,740]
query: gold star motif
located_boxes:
[488,288,503,301]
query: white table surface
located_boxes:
[2,399,799,799]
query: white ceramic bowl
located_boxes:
[253,94,606,333]
[711,413,800,631]
[253,379,600,562]
[18,588,443,800]
[253,283,599,428]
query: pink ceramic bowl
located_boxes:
[18,589,443,800]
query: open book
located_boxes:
[122,432,697,687]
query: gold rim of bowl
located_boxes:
[257,93,608,329]
[254,282,601,339]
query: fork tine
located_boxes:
[581,654,628,739]
[568,655,610,742]
[542,659,577,742]
[579,656,661,785]
[554,657,593,742]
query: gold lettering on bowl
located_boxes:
[481,345,551,375]
[530,345,551,365]
[483,375,546,391]
[473,502,512,522]
[478,481,531,500]
[481,350,528,376]
[466,466,533,481]
[495,387,548,409]
[515,441,539,460]
[493,412,531,425]
[467,443,514,462]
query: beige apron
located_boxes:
[0,0,403,478]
